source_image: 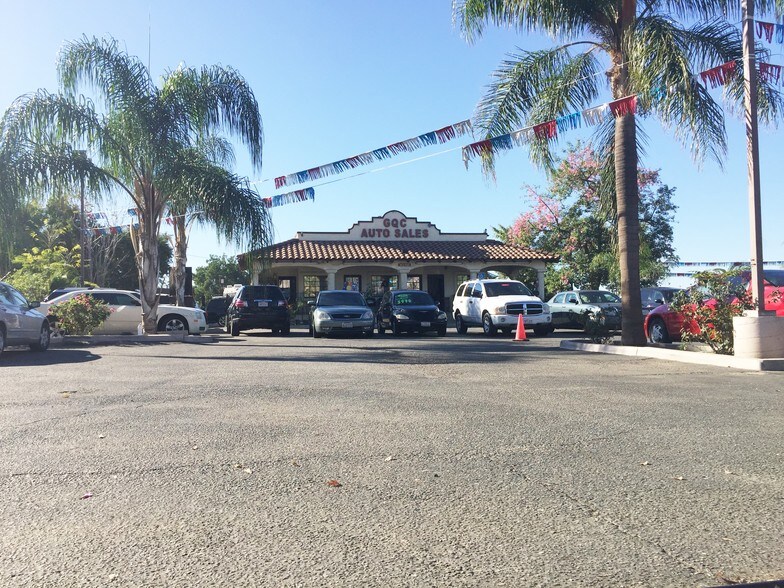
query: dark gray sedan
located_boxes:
[309,290,375,338]
[547,290,622,331]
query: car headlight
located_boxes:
[361,310,373,320]
[541,303,550,313]
[437,311,447,320]
[314,310,330,320]
[394,313,409,320]
[491,305,506,315]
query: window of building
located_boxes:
[303,275,326,299]
[343,275,361,292]
[406,275,421,290]
[456,274,469,288]
[370,275,398,295]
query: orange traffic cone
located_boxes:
[514,313,528,341]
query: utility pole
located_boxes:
[741,0,766,312]
[77,150,87,287]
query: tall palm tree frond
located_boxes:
[171,156,273,252]
[453,0,614,43]
[161,65,264,170]
[58,36,155,116]
[475,46,602,171]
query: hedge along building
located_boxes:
[242,210,557,312]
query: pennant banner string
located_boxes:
[272,120,473,190]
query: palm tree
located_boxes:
[454,0,783,345]
[0,37,271,332]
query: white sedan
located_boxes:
[39,289,207,335]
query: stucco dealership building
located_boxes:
[243,210,556,310]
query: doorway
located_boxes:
[427,274,445,311]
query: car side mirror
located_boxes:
[569,299,579,304]
[654,298,664,305]
[29,301,41,309]
[307,300,315,306]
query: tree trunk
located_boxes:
[173,215,187,306]
[132,179,162,334]
[615,109,645,346]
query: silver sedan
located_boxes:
[309,290,375,338]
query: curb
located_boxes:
[50,333,218,347]
[560,340,784,371]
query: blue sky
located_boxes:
[2,1,783,276]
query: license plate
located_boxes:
[257,301,268,307]
[341,322,353,328]
[421,321,430,327]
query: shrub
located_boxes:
[669,268,754,355]
[582,308,616,344]
[49,294,112,336]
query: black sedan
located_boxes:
[376,289,447,336]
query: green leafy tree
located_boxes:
[1,36,271,332]
[495,144,677,296]
[102,234,173,291]
[454,0,783,345]
[193,254,249,306]
[6,244,81,301]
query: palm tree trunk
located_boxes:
[133,179,161,333]
[173,215,187,306]
[615,114,645,345]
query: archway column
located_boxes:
[536,269,546,300]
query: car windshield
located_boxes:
[579,291,621,304]
[764,270,784,287]
[484,282,532,297]
[318,292,367,306]
[394,291,434,306]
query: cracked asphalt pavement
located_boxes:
[1,330,783,587]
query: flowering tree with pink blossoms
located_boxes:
[495,144,677,296]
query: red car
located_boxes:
[644,269,784,344]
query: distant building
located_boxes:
[240,210,557,311]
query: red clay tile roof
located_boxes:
[259,239,557,263]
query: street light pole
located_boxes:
[77,151,87,287]
[741,0,766,312]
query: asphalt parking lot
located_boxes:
[1,329,783,587]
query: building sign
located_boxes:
[295,210,488,242]
[353,211,435,240]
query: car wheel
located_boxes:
[392,319,401,336]
[225,315,231,334]
[378,325,385,334]
[281,324,290,336]
[364,329,374,338]
[437,327,447,337]
[158,314,189,334]
[0,325,5,357]
[533,326,549,337]
[482,312,497,336]
[230,319,241,337]
[648,317,671,344]
[30,322,51,351]
[454,313,468,334]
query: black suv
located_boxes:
[376,289,447,336]
[225,285,291,336]
[205,295,231,325]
